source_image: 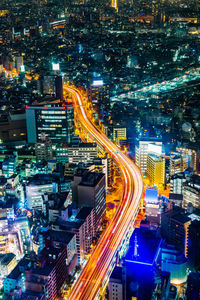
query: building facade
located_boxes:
[26,100,74,144]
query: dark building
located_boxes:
[123,228,163,300]
[186,272,200,300]
[87,79,110,119]
[55,75,63,101]
[161,206,191,255]
[188,220,200,271]
[109,266,123,300]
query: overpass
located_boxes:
[64,86,143,300]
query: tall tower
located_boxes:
[111,0,118,12]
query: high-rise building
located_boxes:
[161,206,191,256]
[26,99,74,144]
[123,228,163,300]
[135,139,163,173]
[60,207,95,265]
[109,266,123,300]
[56,144,69,165]
[25,174,58,211]
[183,175,200,209]
[42,75,55,96]
[72,170,106,231]
[35,136,53,162]
[187,220,200,271]
[146,153,165,186]
[87,79,110,118]
[55,75,63,101]
[111,0,118,12]
[2,153,18,178]
[68,143,98,164]
[113,127,127,146]
[0,253,17,278]
[176,146,197,171]
[186,272,200,300]
[170,152,188,176]
[15,56,23,72]
[161,245,187,285]
[170,172,186,195]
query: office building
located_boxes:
[183,175,200,209]
[26,99,74,144]
[88,157,110,189]
[41,230,77,282]
[161,206,191,256]
[135,139,163,173]
[4,264,24,294]
[76,207,95,257]
[0,253,17,277]
[87,79,110,117]
[123,228,163,300]
[35,136,53,162]
[169,193,183,207]
[146,153,165,186]
[161,245,187,285]
[56,144,69,164]
[188,220,200,271]
[46,192,69,223]
[68,143,98,164]
[55,75,63,101]
[113,127,127,146]
[42,75,55,96]
[169,152,188,176]
[176,146,197,171]
[15,56,23,72]
[25,174,58,211]
[109,266,123,300]
[186,272,200,300]
[72,170,106,231]
[59,207,95,265]
[170,172,186,195]
[2,153,18,178]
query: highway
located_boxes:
[64,85,143,300]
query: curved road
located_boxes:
[64,86,143,300]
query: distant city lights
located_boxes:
[20,65,25,72]
[92,80,104,86]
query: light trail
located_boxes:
[64,85,143,300]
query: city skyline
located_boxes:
[0,0,200,300]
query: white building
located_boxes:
[170,173,186,195]
[135,140,163,173]
[26,178,58,211]
[68,143,98,164]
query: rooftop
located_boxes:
[76,207,93,220]
[0,253,15,266]
[47,229,75,245]
[125,228,162,266]
[110,266,122,283]
[79,171,105,187]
